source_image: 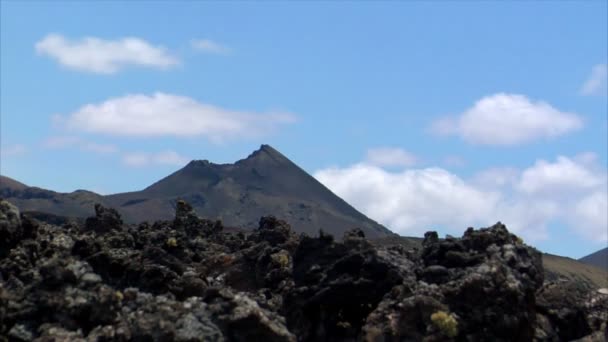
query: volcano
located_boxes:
[0,144,392,238]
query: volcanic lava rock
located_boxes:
[284,229,403,341]
[535,281,608,341]
[363,223,545,341]
[1,200,606,341]
[0,199,26,257]
[174,199,223,237]
[1,199,21,233]
[85,203,123,233]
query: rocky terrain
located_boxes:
[372,237,608,291]
[1,198,607,341]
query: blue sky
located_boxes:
[1,2,606,258]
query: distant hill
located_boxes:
[0,176,104,219]
[579,247,608,271]
[0,144,392,238]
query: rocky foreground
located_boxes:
[1,199,606,341]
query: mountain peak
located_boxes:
[240,144,289,165]
[250,144,280,157]
[185,159,213,168]
[183,145,285,169]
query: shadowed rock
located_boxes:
[84,204,123,233]
[0,200,606,341]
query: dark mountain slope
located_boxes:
[105,145,391,237]
[579,247,608,271]
[0,175,106,219]
[1,145,392,238]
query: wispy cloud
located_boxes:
[42,136,118,154]
[315,153,607,243]
[191,39,231,54]
[35,34,179,74]
[0,144,27,157]
[580,63,607,96]
[122,150,189,167]
[430,93,583,145]
[443,155,466,167]
[59,92,296,143]
[365,147,417,168]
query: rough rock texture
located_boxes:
[362,224,546,341]
[1,199,606,341]
[535,281,608,341]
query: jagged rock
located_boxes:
[84,204,123,233]
[363,283,448,341]
[363,223,544,341]
[285,231,403,341]
[117,288,223,341]
[0,200,604,341]
[7,323,34,341]
[536,281,608,341]
[174,199,223,237]
[0,199,23,256]
[204,288,296,342]
[251,216,296,246]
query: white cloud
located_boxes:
[122,150,189,167]
[35,34,179,74]
[1,144,27,157]
[42,136,118,154]
[314,153,607,243]
[572,191,608,241]
[517,156,604,196]
[60,92,296,142]
[191,39,230,54]
[430,93,583,145]
[580,63,607,96]
[472,167,519,189]
[365,147,417,168]
[315,164,504,237]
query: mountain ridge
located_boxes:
[579,247,608,271]
[1,144,392,238]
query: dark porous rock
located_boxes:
[0,199,23,257]
[423,230,439,246]
[204,288,296,342]
[174,199,223,237]
[362,283,448,341]
[7,323,35,341]
[39,258,79,288]
[343,228,372,250]
[535,281,608,341]
[284,232,403,341]
[0,200,604,341]
[419,264,450,284]
[251,216,296,246]
[363,223,545,342]
[84,203,123,233]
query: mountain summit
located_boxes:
[1,145,392,238]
